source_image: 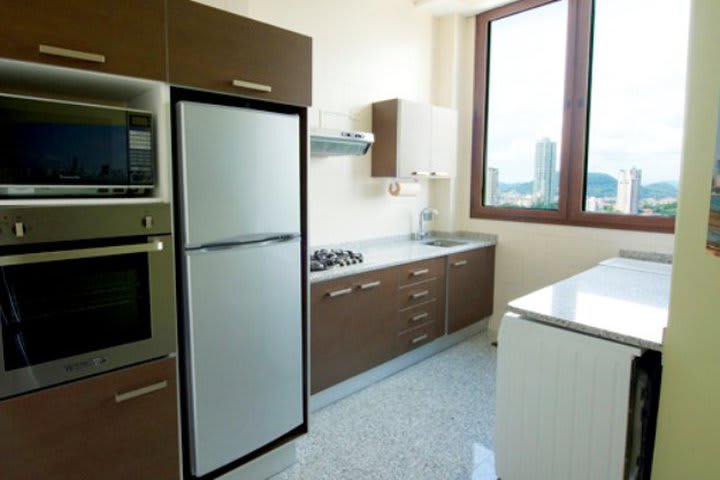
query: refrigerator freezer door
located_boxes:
[184,239,303,476]
[177,101,301,248]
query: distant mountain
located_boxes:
[497,172,678,199]
[585,172,617,197]
[641,182,678,200]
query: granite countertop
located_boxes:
[507,257,671,351]
[309,231,497,284]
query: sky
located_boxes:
[483,0,690,185]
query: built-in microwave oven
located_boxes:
[0,204,175,399]
[0,93,155,197]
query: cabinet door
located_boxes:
[0,0,166,80]
[447,247,495,334]
[167,0,312,106]
[0,358,179,479]
[397,99,432,176]
[310,268,396,393]
[431,105,458,178]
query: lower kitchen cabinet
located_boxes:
[0,357,179,479]
[311,246,495,394]
[311,268,397,394]
[447,246,495,334]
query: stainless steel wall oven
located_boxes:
[0,204,175,399]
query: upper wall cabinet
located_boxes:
[0,0,166,81]
[372,99,458,179]
[167,0,312,107]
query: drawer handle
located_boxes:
[411,290,429,300]
[411,268,430,277]
[410,312,429,323]
[39,44,106,63]
[360,280,381,290]
[327,287,353,298]
[115,380,168,403]
[452,260,468,267]
[411,334,429,345]
[232,79,273,93]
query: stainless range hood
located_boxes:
[310,128,374,156]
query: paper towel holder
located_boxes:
[388,178,421,197]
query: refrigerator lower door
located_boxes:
[184,239,303,477]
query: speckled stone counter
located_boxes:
[507,258,671,351]
[310,231,497,284]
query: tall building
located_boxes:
[616,167,642,214]
[533,137,557,206]
[486,167,499,206]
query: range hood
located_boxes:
[310,128,374,156]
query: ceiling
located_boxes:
[413,0,516,16]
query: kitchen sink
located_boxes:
[424,239,467,247]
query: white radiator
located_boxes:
[495,313,641,480]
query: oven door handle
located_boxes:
[0,240,164,267]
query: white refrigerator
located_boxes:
[175,101,304,477]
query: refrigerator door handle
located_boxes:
[195,234,300,253]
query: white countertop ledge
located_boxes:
[507,259,671,351]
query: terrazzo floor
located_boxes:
[270,331,497,480]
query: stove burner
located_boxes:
[310,249,364,272]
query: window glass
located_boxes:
[584,0,690,216]
[484,0,567,210]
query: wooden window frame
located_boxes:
[470,0,676,233]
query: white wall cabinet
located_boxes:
[372,98,457,179]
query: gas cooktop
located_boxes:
[310,249,364,272]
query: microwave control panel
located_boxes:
[128,113,154,186]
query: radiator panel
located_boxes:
[495,313,640,480]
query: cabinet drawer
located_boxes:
[0,0,166,80]
[397,257,445,286]
[168,0,312,106]
[0,357,179,479]
[393,322,436,355]
[397,278,441,310]
[395,299,437,331]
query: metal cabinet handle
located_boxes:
[411,290,429,300]
[327,287,353,298]
[411,171,430,176]
[410,312,429,323]
[232,79,272,93]
[411,268,429,277]
[39,44,106,63]
[360,280,381,290]
[430,171,449,177]
[411,334,429,345]
[452,260,468,267]
[0,240,164,267]
[115,380,168,403]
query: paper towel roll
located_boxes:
[388,180,421,197]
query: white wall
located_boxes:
[194,0,437,246]
[652,1,720,476]
[449,16,675,336]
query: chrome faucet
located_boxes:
[417,207,439,240]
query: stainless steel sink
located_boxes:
[424,239,467,247]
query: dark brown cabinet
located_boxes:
[0,0,167,80]
[167,0,312,106]
[0,357,180,479]
[311,268,397,394]
[447,246,495,334]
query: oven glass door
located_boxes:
[0,236,174,400]
[0,252,151,371]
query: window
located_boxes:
[471,0,690,232]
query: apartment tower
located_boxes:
[616,167,642,214]
[533,137,556,206]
